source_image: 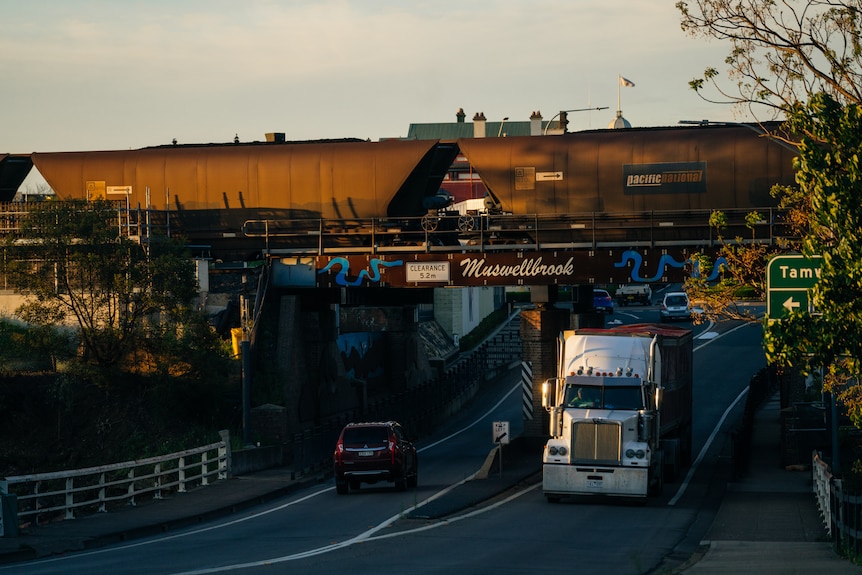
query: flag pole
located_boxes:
[617,74,622,115]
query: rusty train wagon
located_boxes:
[455,122,798,247]
[30,138,459,258]
[25,122,796,259]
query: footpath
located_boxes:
[0,393,859,573]
[679,392,858,574]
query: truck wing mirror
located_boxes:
[542,379,555,409]
[654,387,664,410]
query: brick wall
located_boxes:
[520,308,570,438]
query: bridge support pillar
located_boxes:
[519,307,571,439]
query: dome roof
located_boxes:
[608,111,632,129]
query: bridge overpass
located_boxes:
[1,121,797,290]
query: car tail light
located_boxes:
[389,439,396,464]
[334,440,344,465]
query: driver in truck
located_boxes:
[569,387,600,408]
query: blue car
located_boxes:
[593,289,614,314]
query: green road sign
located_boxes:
[766,255,822,320]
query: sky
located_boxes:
[0,0,749,155]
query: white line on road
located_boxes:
[668,321,758,506]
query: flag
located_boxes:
[619,76,635,88]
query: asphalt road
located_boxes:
[1,304,765,575]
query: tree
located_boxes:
[763,93,862,425]
[2,199,200,371]
[684,187,810,324]
[678,0,862,120]
[678,2,862,424]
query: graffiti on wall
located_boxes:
[613,250,727,283]
[319,257,403,287]
[338,331,387,390]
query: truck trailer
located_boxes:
[541,324,693,501]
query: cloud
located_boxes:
[0,1,739,151]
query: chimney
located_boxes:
[456,108,466,123]
[530,111,543,136]
[473,112,487,138]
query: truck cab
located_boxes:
[541,324,692,502]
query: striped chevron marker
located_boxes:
[521,361,533,420]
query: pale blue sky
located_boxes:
[1,0,745,153]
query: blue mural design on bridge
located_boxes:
[319,257,404,287]
[614,250,727,283]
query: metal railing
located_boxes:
[0,314,523,533]
[0,201,795,257]
[812,449,862,558]
[1,437,228,527]
[813,451,833,536]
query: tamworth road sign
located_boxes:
[766,254,822,320]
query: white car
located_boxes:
[660,292,691,322]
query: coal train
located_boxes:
[4,122,797,260]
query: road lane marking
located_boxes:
[668,321,759,506]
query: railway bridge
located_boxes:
[0,123,797,437]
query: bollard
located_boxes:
[0,492,18,538]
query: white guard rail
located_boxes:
[0,439,227,525]
[812,450,832,536]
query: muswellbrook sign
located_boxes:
[270,248,727,288]
[312,249,706,288]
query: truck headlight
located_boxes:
[548,445,569,456]
[625,448,646,459]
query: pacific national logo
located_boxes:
[623,162,707,194]
[626,171,703,186]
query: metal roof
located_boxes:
[407,121,541,140]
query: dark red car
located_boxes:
[333,421,419,494]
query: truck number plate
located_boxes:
[587,480,602,488]
[358,450,373,457]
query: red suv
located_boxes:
[333,421,418,494]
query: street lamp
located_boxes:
[498,117,509,138]
[544,107,609,135]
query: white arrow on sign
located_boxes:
[782,296,801,312]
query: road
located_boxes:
[3,298,766,575]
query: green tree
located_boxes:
[2,199,199,370]
[685,191,810,324]
[764,94,862,425]
[678,2,862,424]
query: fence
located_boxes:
[0,313,523,535]
[0,435,228,532]
[814,450,862,558]
[730,366,779,479]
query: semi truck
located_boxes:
[541,324,693,501]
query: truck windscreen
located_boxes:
[565,385,643,410]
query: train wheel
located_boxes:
[457,214,475,232]
[421,214,439,232]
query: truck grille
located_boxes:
[572,421,621,464]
